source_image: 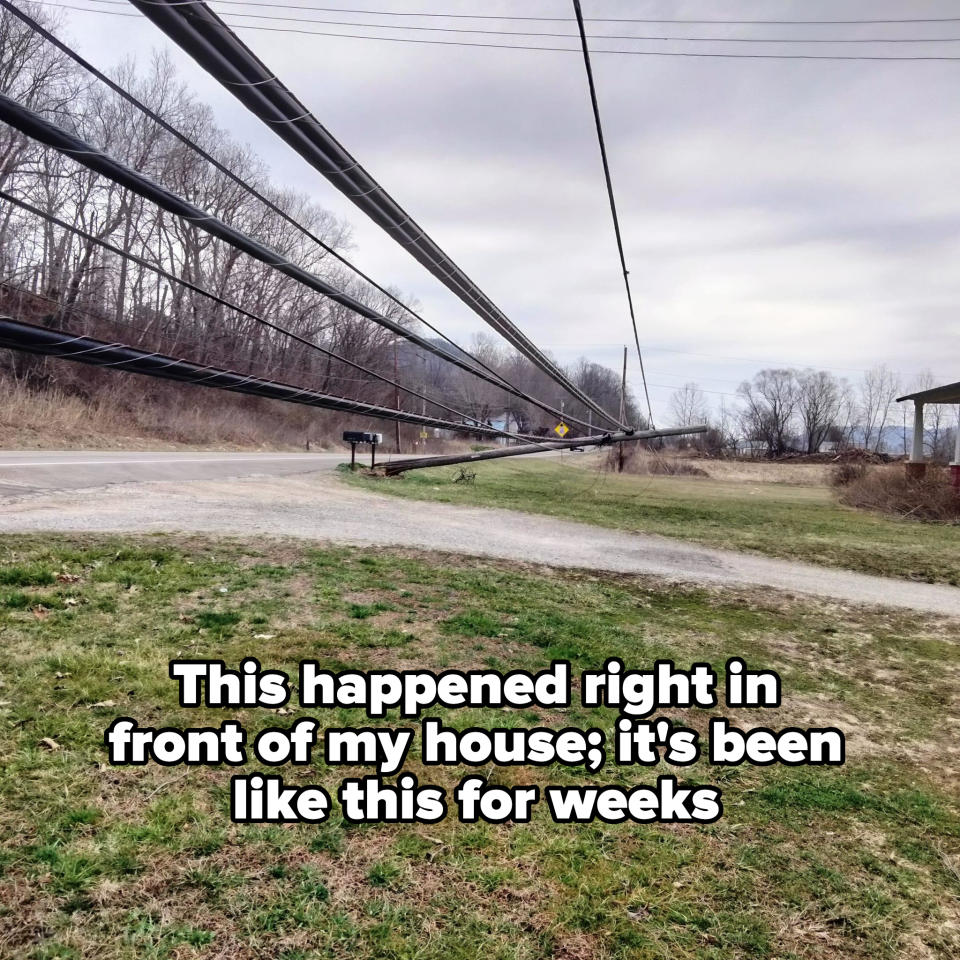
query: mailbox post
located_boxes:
[343,431,383,470]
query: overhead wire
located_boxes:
[0,85,602,434]
[30,3,960,59]
[81,1,960,26]
[0,9,695,446]
[1,0,604,435]
[0,186,538,441]
[0,316,525,434]
[570,0,653,427]
[51,0,960,43]
[123,0,627,429]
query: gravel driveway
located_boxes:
[1,470,957,617]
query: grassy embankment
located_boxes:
[345,458,960,585]
[1,534,958,958]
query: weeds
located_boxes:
[604,447,709,477]
[839,465,960,523]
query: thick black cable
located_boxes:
[124,0,628,429]
[2,0,597,434]
[0,316,514,435]
[571,0,652,427]
[0,92,606,436]
[39,4,960,59]
[0,186,537,440]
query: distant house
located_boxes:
[735,439,770,458]
[488,411,517,444]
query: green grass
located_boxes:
[346,458,960,585]
[1,534,958,959]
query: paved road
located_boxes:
[0,450,355,497]
[0,456,957,617]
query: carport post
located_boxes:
[906,400,927,479]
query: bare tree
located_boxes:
[737,368,799,457]
[669,382,708,426]
[858,364,901,453]
[796,369,846,454]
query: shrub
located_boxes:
[830,461,868,487]
[838,466,960,523]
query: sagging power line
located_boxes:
[571,0,653,426]
[124,0,628,430]
[0,187,535,442]
[0,316,513,436]
[0,92,610,435]
[34,3,960,60]
[2,0,601,435]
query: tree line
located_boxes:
[669,365,956,460]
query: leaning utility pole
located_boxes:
[618,346,627,472]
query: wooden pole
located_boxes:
[394,339,402,454]
[618,346,627,472]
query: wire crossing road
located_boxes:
[0,458,957,617]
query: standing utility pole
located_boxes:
[618,346,627,472]
[560,398,565,460]
[394,339,402,454]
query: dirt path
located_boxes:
[1,471,957,617]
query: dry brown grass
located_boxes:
[830,461,869,488]
[604,446,709,477]
[0,376,409,451]
[838,464,960,523]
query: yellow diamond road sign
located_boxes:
[554,422,569,438]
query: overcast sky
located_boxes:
[36,0,960,420]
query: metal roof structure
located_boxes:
[897,381,960,405]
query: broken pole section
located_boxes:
[377,425,708,476]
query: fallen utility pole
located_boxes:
[377,425,708,476]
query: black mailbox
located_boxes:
[343,431,382,444]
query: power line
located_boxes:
[0,91,559,421]
[0,316,518,435]
[1,4,606,434]
[571,0,652,427]
[126,0,628,429]
[61,1,960,43]
[3,0,601,434]
[38,3,960,60]
[93,1,960,27]
[0,186,532,440]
